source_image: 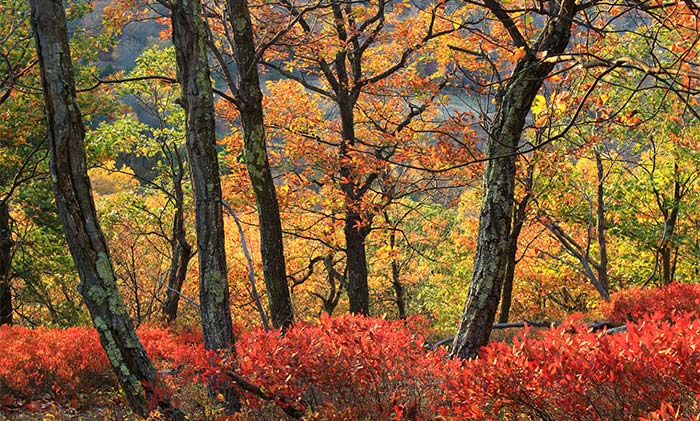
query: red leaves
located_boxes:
[0,326,110,409]
[2,294,700,418]
[601,283,700,324]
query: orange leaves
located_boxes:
[512,46,527,61]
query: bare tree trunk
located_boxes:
[162,149,194,324]
[660,171,680,285]
[169,0,239,411]
[384,212,406,319]
[30,1,183,417]
[345,210,371,314]
[498,196,528,322]
[339,100,371,315]
[451,0,575,359]
[0,202,12,325]
[227,0,294,329]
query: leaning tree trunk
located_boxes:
[227,0,294,329]
[169,0,239,411]
[0,202,12,325]
[30,1,183,418]
[451,0,576,359]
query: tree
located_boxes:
[29,0,182,417]
[169,0,239,411]
[537,147,612,300]
[0,0,43,326]
[498,158,535,323]
[0,203,11,325]
[451,0,577,359]
[450,0,700,358]
[226,0,294,329]
[262,0,453,314]
[87,45,196,324]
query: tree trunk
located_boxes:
[385,211,407,319]
[320,254,343,316]
[0,202,12,325]
[227,0,294,330]
[451,0,575,359]
[169,0,239,411]
[338,98,371,315]
[30,1,183,418]
[498,163,534,323]
[345,211,370,314]
[162,150,194,324]
[660,172,680,285]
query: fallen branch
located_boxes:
[429,320,619,350]
[226,371,307,419]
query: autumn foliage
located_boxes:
[2,285,700,419]
[602,282,700,324]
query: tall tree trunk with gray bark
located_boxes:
[227,0,294,329]
[169,0,239,411]
[0,202,12,325]
[451,0,576,359]
[30,1,183,417]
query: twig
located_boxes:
[221,200,270,331]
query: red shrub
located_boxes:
[0,325,113,401]
[447,313,700,420]
[2,289,700,420]
[233,314,449,420]
[602,283,700,323]
[232,312,700,420]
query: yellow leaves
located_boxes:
[531,94,547,116]
[512,46,527,61]
[531,92,568,126]
[88,164,138,196]
[595,93,609,108]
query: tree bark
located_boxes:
[162,149,194,324]
[660,168,680,285]
[498,167,533,323]
[321,254,343,315]
[227,0,294,329]
[339,98,371,315]
[385,212,407,319]
[169,0,239,411]
[30,1,183,417]
[0,202,12,325]
[451,0,576,359]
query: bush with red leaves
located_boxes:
[2,287,700,419]
[602,282,700,324]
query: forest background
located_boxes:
[3,0,700,418]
